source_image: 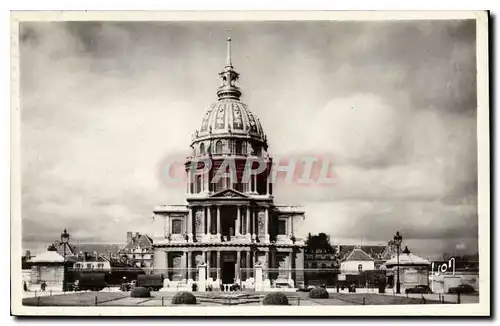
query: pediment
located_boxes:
[210,189,249,199]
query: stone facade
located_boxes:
[151,37,306,290]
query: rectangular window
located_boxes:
[172,219,183,234]
[278,220,287,235]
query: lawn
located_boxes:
[23,290,450,307]
[22,291,128,306]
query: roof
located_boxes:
[30,250,64,263]
[343,248,374,262]
[73,255,110,263]
[72,243,124,256]
[336,245,387,260]
[122,233,153,251]
[153,205,189,214]
[384,252,431,267]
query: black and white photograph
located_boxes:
[10,11,490,316]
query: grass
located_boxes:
[22,292,128,306]
[22,290,446,307]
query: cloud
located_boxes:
[20,21,478,258]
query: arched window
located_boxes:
[215,178,223,192]
[200,143,205,155]
[358,264,363,273]
[196,175,202,193]
[215,141,223,154]
[235,140,243,154]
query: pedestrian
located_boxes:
[41,281,47,292]
[23,281,28,292]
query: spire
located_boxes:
[226,36,232,67]
[217,35,241,100]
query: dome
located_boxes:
[189,37,268,156]
[197,99,265,141]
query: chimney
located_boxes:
[127,231,133,244]
[135,232,140,239]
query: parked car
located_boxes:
[405,285,433,294]
[74,273,107,291]
[448,284,475,294]
[136,274,163,291]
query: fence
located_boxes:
[26,290,473,307]
[22,266,480,296]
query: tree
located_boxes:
[306,233,335,253]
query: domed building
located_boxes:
[151,37,306,291]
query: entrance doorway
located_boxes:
[222,261,235,284]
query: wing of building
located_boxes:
[151,37,306,290]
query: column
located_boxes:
[287,216,292,237]
[165,252,169,281]
[216,251,221,282]
[265,251,270,279]
[236,206,241,236]
[246,207,251,238]
[187,251,192,280]
[182,251,187,280]
[288,251,293,281]
[264,207,270,242]
[187,208,193,242]
[265,165,269,195]
[203,173,207,193]
[206,251,211,280]
[245,251,250,280]
[216,205,221,239]
[236,251,241,282]
[250,209,255,241]
[165,215,170,239]
[201,207,205,239]
[207,205,212,235]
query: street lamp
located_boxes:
[61,229,70,292]
[393,231,403,294]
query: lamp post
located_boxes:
[61,229,70,292]
[393,231,403,294]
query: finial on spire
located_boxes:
[226,30,232,67]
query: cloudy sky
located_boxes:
[20,20,478,259]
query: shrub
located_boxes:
[172,291,197,305]
[309,287,329,299]
[262,292,289,305]
[192,283,198,292]
[130,287,151,298]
